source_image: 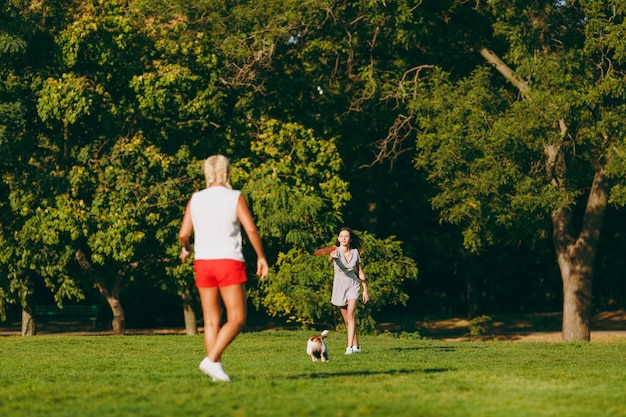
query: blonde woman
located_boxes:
[179,155,268,382]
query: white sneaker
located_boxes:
[353,346,362,353]
[199,357,231,382]
[345,346,353,355]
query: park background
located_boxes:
[2,0,626,341]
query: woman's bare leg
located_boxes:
[207,283,247,362]
[340,299,359,348]
[198,286,221,359]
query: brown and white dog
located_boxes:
[306,330,329,362]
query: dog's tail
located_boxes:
[320,329,329,338]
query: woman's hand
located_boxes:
[257,258,269,280]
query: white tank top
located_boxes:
[189,186,245,262]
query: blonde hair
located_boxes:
[203,155,232,188]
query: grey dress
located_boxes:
[331,248,361,307]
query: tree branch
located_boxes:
[576,159,609,254]
[361,114,415,169]
[547,119,573,250]
[75,249,111,299]
[477,47,529,94]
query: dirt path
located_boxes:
[406,310,626,342]
[2,310,625,341]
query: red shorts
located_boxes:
[194,259,248,288]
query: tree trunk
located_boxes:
[108,299,125,335]
[92,272,125,334]
[21,308,35,336]
[553,211,595,342]
[551,167,609,341]
[75,249,126,335]
[560,259,592,341]
[21,275,36,336]
[105,273,125,335]
[182,287,198,335]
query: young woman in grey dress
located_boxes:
[329,227,369,354]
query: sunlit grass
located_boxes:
[1,330,625,416]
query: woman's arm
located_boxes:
[332,253,351,273]
[178,199,193,263]
[358,263,369,303]
[236,194,269,280]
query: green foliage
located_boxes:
[5,0,626,326]
[605,136,626,208]
[79,134,188,265]
[0,32,26,55]
[413,68,556,250]
[412,2,626,253]
[0,0,227,319]
[234,118,350,249]
[37,74,99,126]
[359,232,419,309]
[252,231,418,332]
[250,248,332,327]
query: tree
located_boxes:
[0,0,90,334]
[409,1,626,340]
[0,0,226,334]
[39,0,236,334]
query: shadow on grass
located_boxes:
[390,345,483,352]
[285,367,454,379]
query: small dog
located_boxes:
[306,330,329,362]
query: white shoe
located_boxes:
[199,357,231,382]
[352,346,362,353]
[345,346,353,355]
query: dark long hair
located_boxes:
[335,227,363,253]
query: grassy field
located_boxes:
[1,330,625,417]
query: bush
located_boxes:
[249,231,418,333]
[467,314,493,338]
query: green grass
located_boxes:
[1,330,625,417]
